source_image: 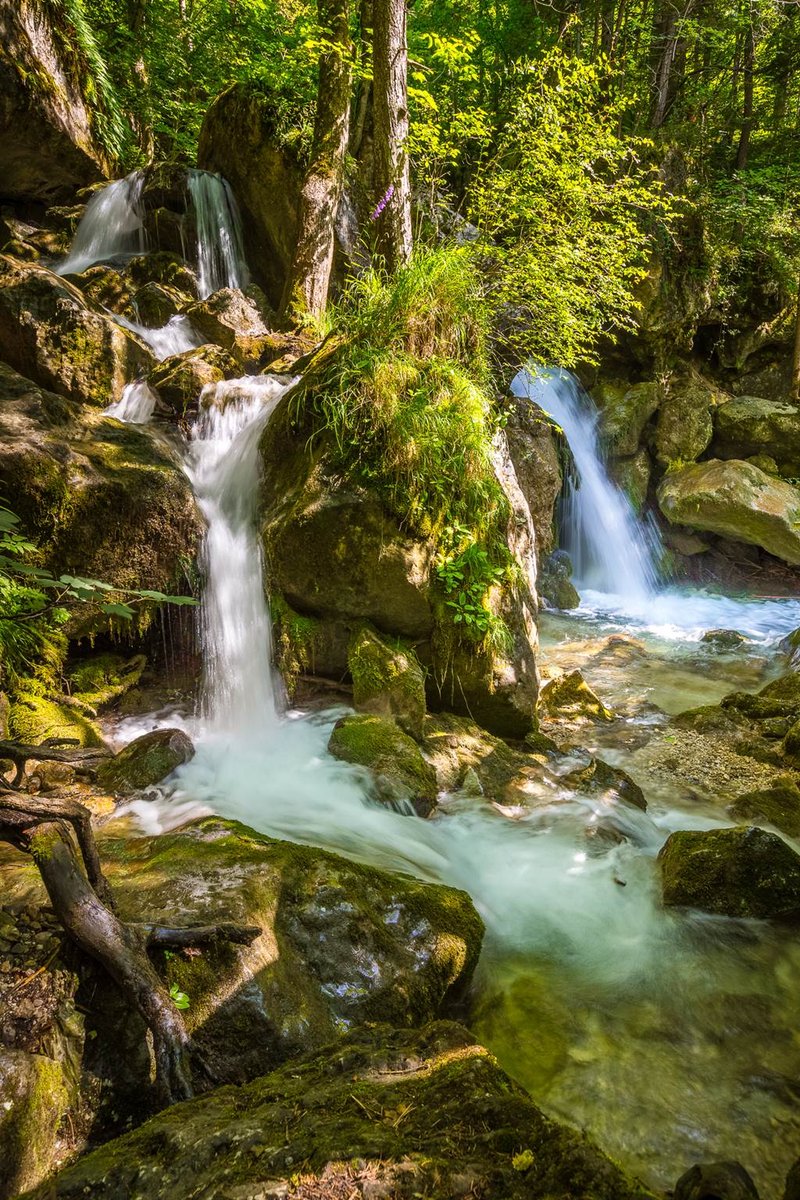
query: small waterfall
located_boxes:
[511,366,661,602]
[105,380,158,423]
[185,376,293,734]
[187,172,249,299]
[57,169,248,300]
[117,313,201,361]
[58,172,146,275]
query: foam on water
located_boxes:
[104,380,158,424]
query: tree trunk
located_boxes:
[281,0,353,322]
[372,0,412,272]
[735,8,755,169]
[650,0,694,128]
[792,284,800,401]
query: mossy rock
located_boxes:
[0,1050,71,1200]
[182,288,271,361]
[67,652,146,716]
[599,380,661,456]
[538,550,580,610]
[96,728,194,794]
[780,625,800,670]
[7,691,103,748]
[349,625,427,739]
[713,396,800,463]
[608,447,651,514]
[538,670,614,722]
[562,756,647,811]
[700,629,747,650]
[33,1021,653,1200]
[69,264,134,314]
[125,282,186,328]
[148,344,239,415]
[658,826,800,919]
[126,252,198,298]
[87,818,483,1106]
[328,713,438,816]
[727,783,800,839]
[653,369,723,466]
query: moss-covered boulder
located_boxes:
[727,783,800,838]
[86,818,482,1102]
[0,257,151,405]
[653,369,724,467]
[539,670,614,722]
[349,625,427,739]
[66,653,147,716]
[609,447,652,514]
[96,728,194,794]
[673,1162,759,1200]
[0,0,109,205]
[0,1049,71,1199]
[7,691,103,748]
[68,264,134,314]
[713,396,800,469]
[780,626,800,670]
[0,363,199,605]
[32,1020,653,1200]
[125,282,185,329]
[183,287,272,360]
[658,459,800,566]
[599,380,661,456]
[328,713,438,816]
[562,756,647,811]
[538,550,580,610]
[658,826,800,918]
[148,343,239,415]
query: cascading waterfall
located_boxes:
[57,169,248,300]
[512,366,662,601]
[105,380,159,424]
[117,313,201,361]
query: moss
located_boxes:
[328,713,438,815]
[348,625,426,739]
[96,728,194,794]
[8,691,103,747]
[658,826,800,918]
[38,1020,654,1200]
[0,1050,70,1197]
[66,652,146,715]
[270,594,322,695]
[538,670,614,723]
[727,783,800,838]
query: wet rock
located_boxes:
[701,629,747,650]
[653,369,723,466]
[599,380,661,456]
[183,287,272,360]
[7,692,103,748]
[539,670,614,722]
[0,257,151,405]
[148,344,239,416]
[562,756,647,811]
[68,264,134,314]
[349,625,427,739]
[727,783,800,838]
[422,711,537,799]
[785,1159,800,1200]
[714,396,800,466]
[0,1049,71,1199]
[609,447,652,514]
[780,626,800,670]
[96,728,194,794]
[89,819,482,1106]
[328,713,437,816]
[659,826,800,919]
[658,459,800,566]
[664,528,710,557]
[34,1020,652,1200]
[539,550,580,610]
[0,0,108,204]
[126,251,198,298]
[673,1161,759,1200]
[503,391,562,552]
[125,282,185,328]
[66,653,147,716]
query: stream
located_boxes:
[69,179,800,1195]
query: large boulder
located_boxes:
[658,826,800,919]
[658,459,800,566]
[0,0,109,204]
[182,287,272,361]
[653,369,723,466]
[0,257,151,405]
[33,1020,652,1200]
[198,84,304,307]
[328,713,438,815]
[727,783,800,839]
[609,447,652,514]
[348,625,427,739]
[0,1050,71,1199]
[0,363,199,600]
[96,729,194,795]
[147,343,239,416]
[598,380,661,456]
[713,396,800,472]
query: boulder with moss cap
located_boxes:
[659,826,800,918]
[348,625,427,739]
[96,728,194,794]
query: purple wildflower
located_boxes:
[370,185,394,221]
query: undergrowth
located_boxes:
[296,247,515,654]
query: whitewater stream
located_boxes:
[70,182,800,1194]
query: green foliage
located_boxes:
[169,981,190,1010]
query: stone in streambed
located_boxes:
[348,625,427,739]
[659,826,800,919]
[673,1161,759,1200]
[727,783,800,839]
[328,713,437,816]
[701,629,747,650]
[35,1020,652,1200]
[562,756,647,812]
[539,670,614,722]
[538,550,580,610]
[182,287,272,360]
[148,344,240,416]
[96,728,194,794]
[0,1049,72,1200]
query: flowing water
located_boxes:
[57,172,146,276]
[104,380,159,424]
[116,313,202,361]
[188,172,249,299]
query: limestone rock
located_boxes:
[125,282,185,328]
[539,670,614,722]
[0,256,151,405]
[34,1020,652,1200]
[539,549,580,610]
[658,459,800,566]
[0,1049,71,1200]
[126,251,198,298]
[96,729,194,794]
[609,447,652,513]
[328,713,438,816]
[503,391,562,552]
[658,826,800,919]
[68,264,133,314]
[727,783,800,839]
[148,344,239,415]
[198,83,304,306]
[599,380,660,456]
[562,756,647,811]
[0,0,108,204]
[714,396,800,467]
[183,287,272,359]
[348,625,427,739]
[654,370,723,466]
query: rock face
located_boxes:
[503,391,562,553]
[198,83,304,306]
[96,729,195,794]
[658,459,800,566]
[599,380,660,456]
[538,550,580,610]
[328,713,438,816]
[0,362,199,598]
[0,0,108,204]
[714,396,800,470]
[183,287,272,360]
[653,370,721,465]
[86,818,483,1103]
[0,257,151,404]
[34,1021,652,1200]
[659,826,800,919]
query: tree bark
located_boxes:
[792,284,800,401]
[735,7,755,169]
[372,0,412,271]
[649,0,695,128]
[281,0,353,323]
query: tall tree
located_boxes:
[281,0,353,322]
[372,0,412,271]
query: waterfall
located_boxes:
[105,380,158,423]
[57,169,248,300]
[117,313,201,361]
[187,172,249,299]
[185,376,292,734]
[511,366,662,602]
[58,172,146,276]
